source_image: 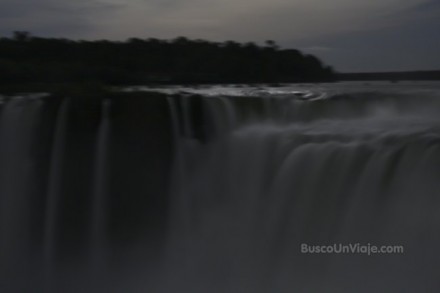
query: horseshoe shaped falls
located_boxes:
[0,81,440,293]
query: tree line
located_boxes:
[0,31,335,85]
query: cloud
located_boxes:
[0,0,438,71]
[302,46,335,52]
[0,0,435,42]
[412,0,440,12]
[95,0,433,42]
[296,7,440,72]
[0,0,122,37]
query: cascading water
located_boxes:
[0,82,440,292]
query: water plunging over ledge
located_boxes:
[0,82,440,292]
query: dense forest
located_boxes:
[337,71,440,81]
[0,31,335,85]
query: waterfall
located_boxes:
[43,97,69,292]
[163,89,440,293]
[89,98,111,288]
[0,84,439,292]
[0,97,44,292]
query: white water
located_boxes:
[162,82,440,292]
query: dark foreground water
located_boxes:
[0,82,440,292]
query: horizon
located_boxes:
[1,0,440,72]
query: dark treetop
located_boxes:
[0,32,335,85]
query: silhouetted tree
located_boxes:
[13,31,31,42]
[265,40,279,50]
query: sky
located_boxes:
[1,0,439,72]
